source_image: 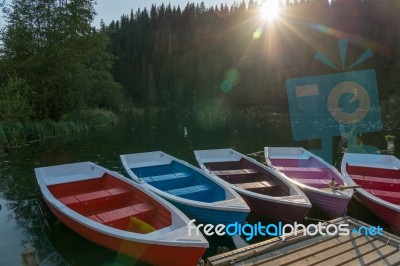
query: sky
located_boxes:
[93,0,236,27]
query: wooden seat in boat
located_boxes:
[351,175,400,191]
[293,178,331,188]
[212,168,259,176]
[280,167,328,179]
[235,180,278,192]
[235,181,274,189]
[89,202,157,226]
[364,176,398,183]
[167,184,213,197]
[366,189,400,205]
[142,172,193,183]
[212,168,265,185]
[350,175,366,181]
[59,187,131,213]
[142,172,194,190]
[346,164,400,178]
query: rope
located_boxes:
[247,150,264,156]
[343,208,348,217]
[304,216,330,223]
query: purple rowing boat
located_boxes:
[194,149,311,223]
[265,147,353,218]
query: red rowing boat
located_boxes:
[35,162,208,265]
[341,153,400,232]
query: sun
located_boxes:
[261,0,281,21]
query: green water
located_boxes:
[0,110,399,265]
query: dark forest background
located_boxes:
[104,0,400,112]
[0,0,399,122]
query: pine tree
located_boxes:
[1,0,121,119]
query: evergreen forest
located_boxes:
[0,0,399,123]
[105,0,400,112]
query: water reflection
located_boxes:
[0,109,399,265]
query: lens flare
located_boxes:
[220,68,240,93]
[261,0,281,21]
[253,28,263,39]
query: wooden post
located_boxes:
[385,135,395,154]
[387,140,395,153]
[21,247,37,266]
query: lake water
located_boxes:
[1,109,399,265]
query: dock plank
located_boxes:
[357,251,400,266]
[311,239,390,266]
[207,232,315,266]
[265,235,376,266]
[253,234,365,265]
[207,217,400,266]
[340,245,399,266]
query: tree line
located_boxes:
[105,0,400,112]
[0,0,399,123]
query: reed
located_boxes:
[61,108,118,127]
[0,109,117,153]
[130,107,145,116]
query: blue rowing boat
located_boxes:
[120,151,250,225]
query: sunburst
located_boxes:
[261,0,281,21]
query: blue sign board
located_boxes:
[286,39,382,162]
[287,69,382,141]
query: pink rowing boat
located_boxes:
[265,147,353,218]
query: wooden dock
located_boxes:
[207,217,400,266]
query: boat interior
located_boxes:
[131,161,226,203]
[48,174,172,234]
[269,157,344,188]
[203,158,290,197]
[346,164,400,205]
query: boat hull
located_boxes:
[237,191,309,223]
[168,199,248,225]
[45,197,205,266]
[301,188,351,218]
[353,191,400,233]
